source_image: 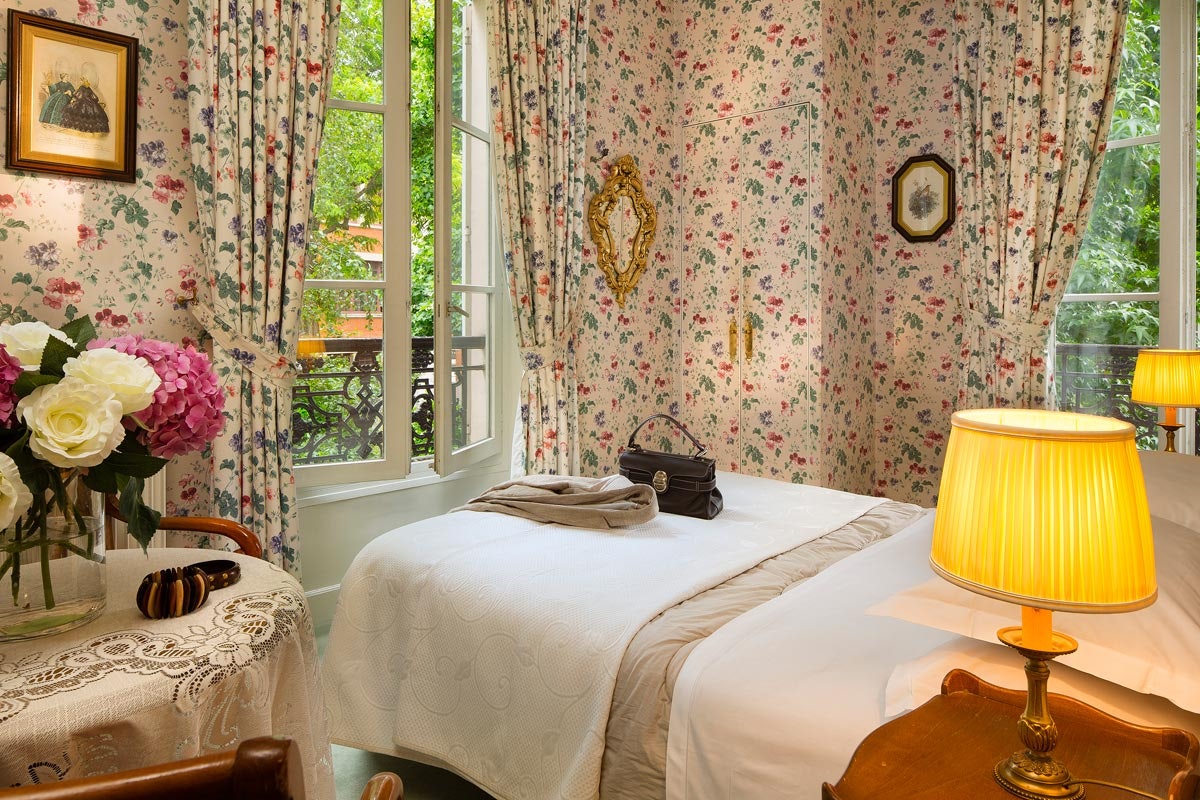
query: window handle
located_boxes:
[744,313,753,360]
[729,317,738,360]
[448,303,470,317]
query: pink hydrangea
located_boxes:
[92,335,226,458]
[0,344,22,427]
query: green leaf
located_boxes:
[119,477,161,551]
[39,334,82,377]
[59,316,98,350]
[102,449,168,478]
[13,371,58,397]
[82,464,121,495]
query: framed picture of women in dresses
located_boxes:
[6,11,137,183]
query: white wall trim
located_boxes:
[307,583,342,634]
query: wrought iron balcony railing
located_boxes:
[292,336,486,466]
[1053,342,1158,447]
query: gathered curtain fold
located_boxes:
[954,0,1129,409]
[185,0,340,575]
[486,0,591,476]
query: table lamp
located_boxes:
[1130,348,1200,452]
[932,409,1156,800]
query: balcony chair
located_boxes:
[104,495,263,559]
[0,737,402,800]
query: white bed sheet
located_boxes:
[322,472,886,800]
[665,513,1200,800]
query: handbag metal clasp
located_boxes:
[652,470,669,493]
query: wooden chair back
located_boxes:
[104,495,263,558]
[0,737,303,800]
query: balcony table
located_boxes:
[0,549,333,800]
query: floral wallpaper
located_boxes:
[2,0,967,509]
[576,0,680,469]
[865,0,960,503]
[0,0,211,516]
[580,0,961,506]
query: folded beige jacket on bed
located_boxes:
[456,473,658,528]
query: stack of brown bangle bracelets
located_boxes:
[136,559,242,620]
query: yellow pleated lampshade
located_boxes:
[932,409,1156,613]
[1131,349,1200,407]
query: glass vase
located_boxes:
[0,482,106,642]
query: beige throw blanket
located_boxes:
[456,474,658,528]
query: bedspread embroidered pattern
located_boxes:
[322,472,887,800]
[0,550,333,800]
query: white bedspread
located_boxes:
[665,513,953,800]
[321,473,885,800]
[665,512,1200,799]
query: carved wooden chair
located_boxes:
[104,495,263,558]
[0,737,402,800]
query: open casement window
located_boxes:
[434,0,499,474]
[294,0,498,486]
[1052,0,1199,452]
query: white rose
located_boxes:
[64,348,161,415]
[0,321,75,370]
[17,378,125,468]
[0,452,33,531]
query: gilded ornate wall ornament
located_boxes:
[588,154,657,308]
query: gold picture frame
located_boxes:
[891,154,955,243]
[6,10,138,183]
[588,154,657,308]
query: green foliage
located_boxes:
[1056,0,1191,350]
[308,0,439,338]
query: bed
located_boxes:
[319,472,925,799]
[666,450,1200,798]
[321,455,1200,800]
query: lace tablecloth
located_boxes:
[0,549,333,800]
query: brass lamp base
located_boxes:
[1158,422,1183,453]
[995,626,1082,800]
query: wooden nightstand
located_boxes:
[823,669,1200,800]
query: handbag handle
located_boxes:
[626,414,708,457]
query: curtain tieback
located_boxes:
[188,302,298,386]
[965,310,1052,351]
[519,343,567,373]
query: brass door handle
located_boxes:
[744,313,753,360]
[729,317,738,360]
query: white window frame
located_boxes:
[298,0,500,487]
[434,0,501,473]
[1056,1,1198,451]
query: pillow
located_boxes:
[1139,450,1200,533]
[884,638,1200,734]
[867,515,1200,713]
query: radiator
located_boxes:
[109,472,169,549]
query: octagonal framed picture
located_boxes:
[891,154,955,243]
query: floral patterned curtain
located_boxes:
[955,0,1128,408]
[486,0,591,476]
[185,0,340,575]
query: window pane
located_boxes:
[309,109,385,280]
[1109,0,1160,141]
[1056,300,1158,345]
[452,128,492,285]
[1065,144,1160,294]
[452,0,489,130]
[449,290,490,450]
[1054,301,1158,448]
[294,289,385,466]
[412,0,435,336]
[330,0,383,104]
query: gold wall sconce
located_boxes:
[588,154,657,308]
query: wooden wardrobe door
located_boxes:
[739,104,820,483]
[681,115,745,470]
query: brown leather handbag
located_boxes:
[618,414,723,519]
